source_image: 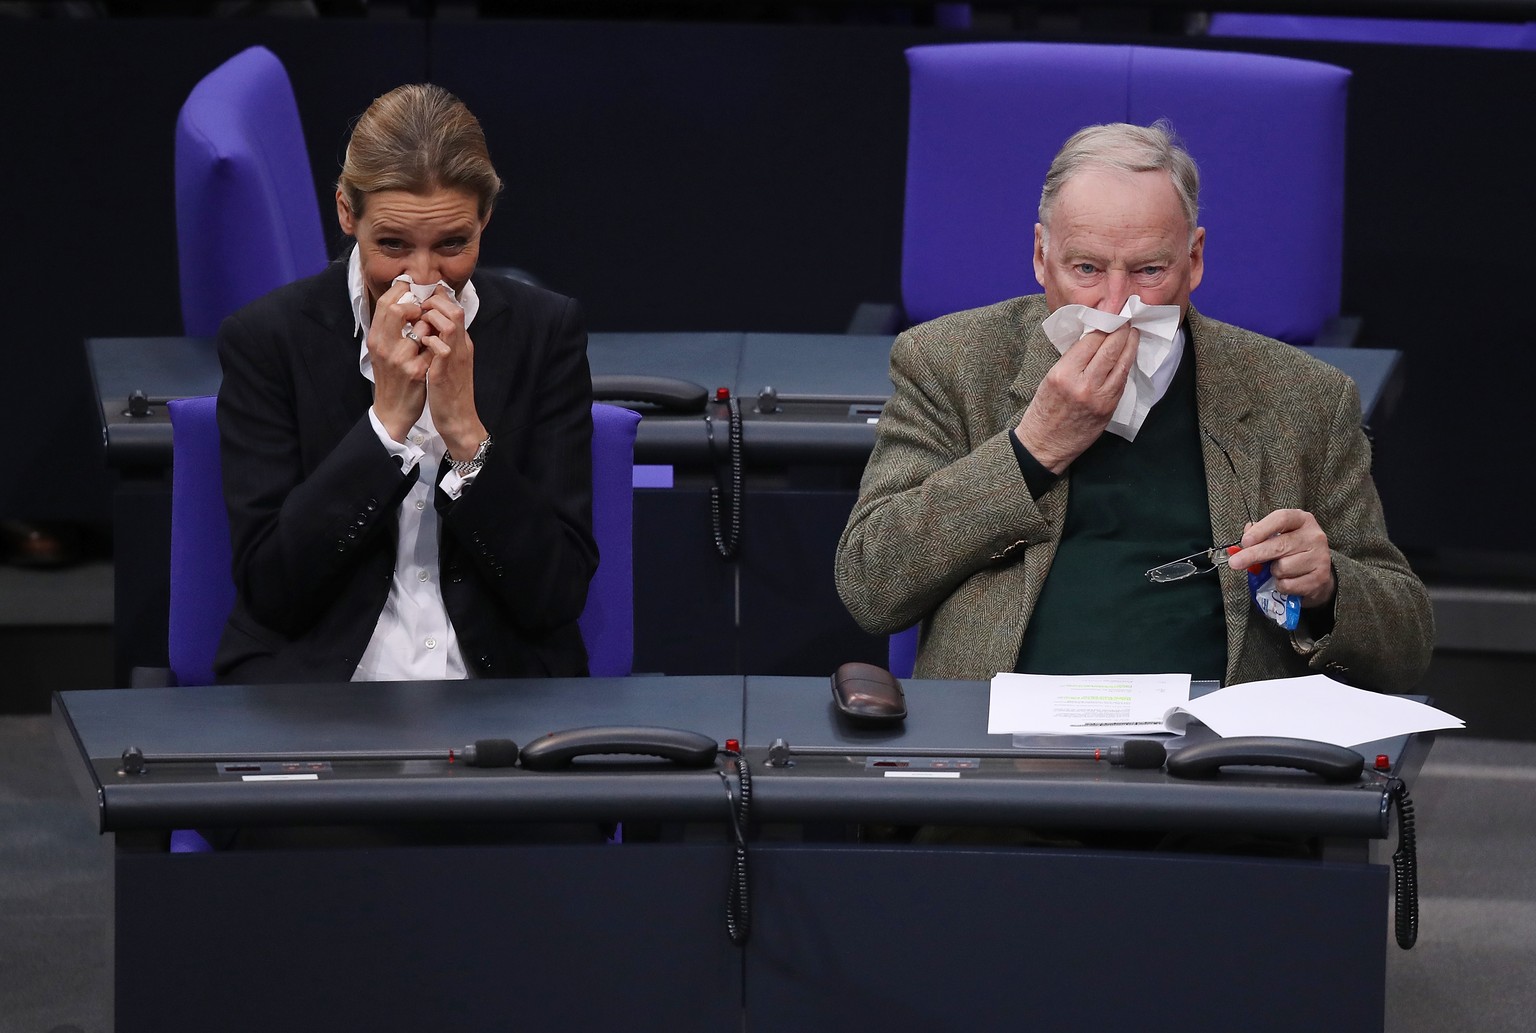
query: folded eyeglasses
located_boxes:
[1144,540,1242,584]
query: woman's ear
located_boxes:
[336,189,356,236]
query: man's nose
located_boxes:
[1096,271,1132,314]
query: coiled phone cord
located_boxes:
[716,748,752,945]
[707,398,743,559]
[1385,775,1419,949]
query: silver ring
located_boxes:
[402,324,420,343]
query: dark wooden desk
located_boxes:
[55,675,1423,1033]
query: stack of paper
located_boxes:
[988,672,1464,747]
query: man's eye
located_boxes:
[438,239,468,253]
[1074,263,1098,275]
[379,239,406,252]
[1137,266,1166,277]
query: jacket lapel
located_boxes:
[296,262,375,454]
[1189,308,1262,682]
[1005,308,1060,422]
[465,276,518,428]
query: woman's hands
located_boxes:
[368,281,487,458]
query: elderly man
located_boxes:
[834,122,1432,690]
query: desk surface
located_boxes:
[55,675,1422,840]
[87,332,1403,467]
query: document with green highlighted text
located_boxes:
[987,673,1192,736]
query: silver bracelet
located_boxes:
[446,435,493,476]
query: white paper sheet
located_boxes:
[987,672,1192,736]
[1168,674,1465,747]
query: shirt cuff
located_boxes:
[438,465,480,501]
[1008,428,1061,500]
[368,407,426,475]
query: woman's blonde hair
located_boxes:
[337,83,502,220]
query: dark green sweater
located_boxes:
[1014,348,1227,680]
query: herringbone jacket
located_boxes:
[835,295,1433,691]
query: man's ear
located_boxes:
[1032,223,1047,287]
[336,189,356,236]
[1188,227,1205,292]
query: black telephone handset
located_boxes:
[1166,736,1365,782]
[591,374,709,414]
[518,725,719,770]
[590,372,742,558]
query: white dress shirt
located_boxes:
[345,247,483,681]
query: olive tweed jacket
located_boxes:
[834,295,1433,691]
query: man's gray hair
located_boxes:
[1037,120,1201,244]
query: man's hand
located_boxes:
[1227,509,1337,608]
[369,281,430,442]
[1014,324,1139,473]
[416,292,487,461]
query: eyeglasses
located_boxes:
[1144,540,1241,583]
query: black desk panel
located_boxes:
[62,675,747,1032]
[746,843,1384,1033]
[116,842,741,1032]
[58,676,742,831]
[744,675,1405,837]
[56,676,1416,1033]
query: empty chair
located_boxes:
[175,45,329,337]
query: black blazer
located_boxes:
[213,261,596,683]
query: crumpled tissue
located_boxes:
[1040,295,1182,441]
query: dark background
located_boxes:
[6,6,1532,584]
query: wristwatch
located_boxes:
[446,435,493,477]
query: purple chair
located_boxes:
[901,42,1350,347]
[580,404,642,677]
[175,46,328,338]
[890,42,1351,676]
[166,396,238,688]
[163,397,639,685]
[1208,14,1536,50]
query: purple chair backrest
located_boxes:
[902,43,1349,345]
[1208,14,1536,50]
[175,46,328,338]
[166,398,639,684]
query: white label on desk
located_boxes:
[882,770,961,779]
[241,773,320,782]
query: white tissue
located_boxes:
[1040,295,1183,441]
[393,275,457,306]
